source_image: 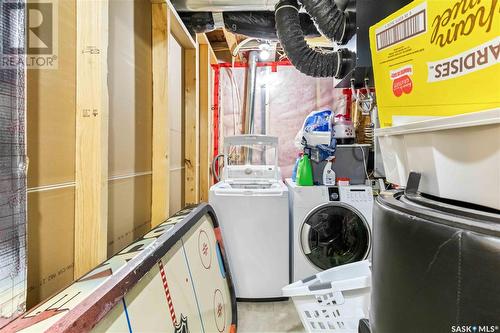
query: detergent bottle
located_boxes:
[296,154,314,186]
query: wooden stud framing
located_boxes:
[198,43,212,202]
[151,3,170,227]
[151,0,201,215]
[168,2,196,49]
[184,47,200,205]
[74,0,109,278]
[198,33,218,65]
[151,0,201,210]
[222,28,239,61]
[160,1,201,206]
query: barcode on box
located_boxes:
[376,10,426,51]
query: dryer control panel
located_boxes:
[339,186,374,203]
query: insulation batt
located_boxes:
[219,66,344,177]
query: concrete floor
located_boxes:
[237,300,305,333]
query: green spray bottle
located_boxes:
[296,153,314,186]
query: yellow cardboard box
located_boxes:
[369,0,500,127]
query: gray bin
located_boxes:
[311,144,370,185]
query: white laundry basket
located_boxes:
[283,261,371,333]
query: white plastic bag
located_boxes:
[295,110,333,149]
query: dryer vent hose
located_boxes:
[299,0,356,45]
[275,0,355,78]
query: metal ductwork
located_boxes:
[244,51,259,134]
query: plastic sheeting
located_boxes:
[219,65,343,178]
[0,0,27,327]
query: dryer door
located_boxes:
[300,202,370,270]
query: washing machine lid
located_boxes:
[300,202,371,271]
[378,173,500,236]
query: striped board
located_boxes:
[2,204,237,333]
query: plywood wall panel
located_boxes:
[108,0,152,177]
[25,0,76,309]
[107,0,153,258]
[169,35,183,133]
[107,175,152,256]
[27,188,75,308]
[170,129,183,170]
[27,0,76,188]
[169,169,184,214]
[168,35,185,213]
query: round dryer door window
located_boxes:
[300,202,370,270]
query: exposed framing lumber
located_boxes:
[151,0,200,208]
[198,33,218,65]
[152,0,200,212]
[222,28,239,61]
[198,43,212,202]
[167,0,196,49]
[184,47,200,205]
[151,3,170,227]
[159,1,201,206]
[74,0,109,279]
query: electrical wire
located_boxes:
[228,69,238,135]
[225,68,243,135]
[359,145,370,181]
[231,37,259,58]
[211,153,225,182]
[231,71,243,133]
[350,78,375,115]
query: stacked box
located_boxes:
[370,0,500,127]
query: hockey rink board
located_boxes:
[2,204,237,333]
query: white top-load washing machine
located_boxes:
[209,135,289,300]
[286,179,373,281]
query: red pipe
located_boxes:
[342,88,353,119]
[210,60,293,182]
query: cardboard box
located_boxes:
[369,0,500,127]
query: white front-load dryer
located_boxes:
[286,179,373,281]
